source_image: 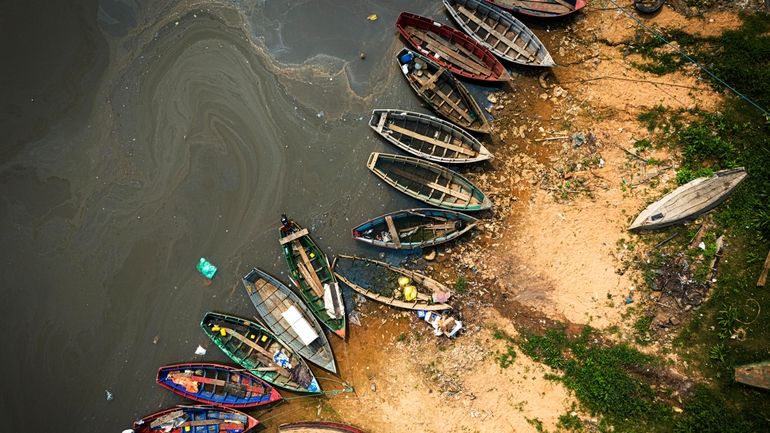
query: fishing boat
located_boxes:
[735,360,770,390]
[242,267,337,373]
[279,422,365,433]
[279,217,346,339]
[443,0,554,67]
[396,12,510,82]
[629,168,747,231]
[352,208,478,249]
[156,363,282,408]
[396,48,490,134]
[485,0,586,18]
[200,312,321,394]
[333,254,452,311]
[367,152,492,212]
[369,109,493,164]
[132,405,258,433]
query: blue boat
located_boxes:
[132,405,258,433]
[156,363,282,408]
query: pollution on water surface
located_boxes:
[1,0,454,430]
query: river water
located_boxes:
[0,0,501,431]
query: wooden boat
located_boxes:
[735,361,770,390]
[396,12,510,82]
[369,109,493,164]
[485,0,586,18]
[396,48,490,134]
[367,152,492,212]
[200,312,321,394]
[333,255,452,311]
[156,363,282,408]
[352,208,478,249]
[629,168,747,231]
[242,267,337,373]
[278,421,364,433]
[279,218,346,339]
[133,405,258,433]
[279,422,365,433]
[443,0,554,67]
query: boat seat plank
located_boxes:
[223,328,292,378]
[390,167,472,202]
[456,5,535,61]
[377,112,388,132]
[411,29,491,75]
[414,73,473,124]
[384,215,402,248]
[418,69,443,93]
[386,123,474,156]
[415,28,490,70]
[279,228,309,245]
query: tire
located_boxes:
[635,0,664,13]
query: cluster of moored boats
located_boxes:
[128,1,591,432]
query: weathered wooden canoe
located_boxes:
[279,218,346,339]
[242,267,337,373]
[200,312,321,394]
[279,422,365,433]
[396,12,510,82]
[396,48,490,134]
[486,0,586,18]
[369,109,493,164]
[156,363,282,408]
[352,208,478,249]
[629,168,747,231]
[735,360,770,390]
[367,152,492,212]
[133,405,258,433]
[333,255,452,311]
[443,0,554,67]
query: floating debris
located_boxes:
[194,345,207,355]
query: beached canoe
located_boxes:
[735,360,770,390]
[279,421,365,433]
[396,12,510,82]
[486,0,586,18]
[369,109,493,164]
[333,254,452,311]
[396,48,490,134]
[367,152,492,212]
[352,208,478,249]
[443,0,554,67]
[279,218,346,339]
[629,168,747,231]
[133,405,258,433]
[242,267,337,373]
[156,363,282,408]
[200,312,321,394]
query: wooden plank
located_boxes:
[185,419,244,427]
[390,166,472,202]
[150,410,185,428]
[412,29,490,76]
[294,244,325,297]
[418,69,443,93]
[386,123,474,156]
[376,112,387,132]
[456,5,535,62]
[279,228,309,245]
[417,29,490,70]
[384,215,401,248]
[757,250,770,287]
[413,72,473,124]
[223,328,292,379]
[167,372,263,393]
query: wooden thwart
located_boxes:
[456,5,535,61]
[384,215,401,248]
[223,328,291,378]
[391,166,472,202]
[386,123,474,156]
[414,73,473,124]
[279,228,309,245]
[412,29,490,75]
[294,244,325,297]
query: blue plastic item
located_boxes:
[399,52,413,64]
[197,257,218,279]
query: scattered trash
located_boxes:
[152,335,159,344]
[349,310,362,326]
[370,382,376,392]
[317,111,325,118]
[419,311,463,337]
[194,345,207,355]
[572,132,586,148]
[105,389,114,401]
[625,295,634,304]
[698,241,706,250]
[366,14,378,21]
[423,248,437,261]
[359,51,366,60]
[196,257,218,280]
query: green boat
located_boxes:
[200,311,321,394]
[279,216,346,339]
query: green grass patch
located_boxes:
[454,275,468,294]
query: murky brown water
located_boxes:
[0,0,507,431]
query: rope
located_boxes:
[602,0,770,117]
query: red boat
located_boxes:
[279,421,365,433]
[132,405,258,433]
[396,12,510,82]
[485,0,587,18]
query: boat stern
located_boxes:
[366,152,380,170]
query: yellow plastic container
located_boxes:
[404,285,417,301]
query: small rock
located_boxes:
[370,382,377,392]
[669,316,681,326]
[487,94,498,104]
[360,52,366,60]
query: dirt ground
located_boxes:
[265,3,747,432]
